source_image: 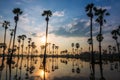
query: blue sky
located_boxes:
[0,0,120,52]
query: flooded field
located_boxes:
[0,57,120,80]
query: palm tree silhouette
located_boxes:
[52,44,55,56]
[42,10,52,80]
[94,7,109,62]
[17,35,22,57]
[111,29,120,53]
[28,38,32,57]
[87,38,92,53]
[2,21,10,59]
[11,8,23,61]
[21,35,27,56]
[85,3,95,74]
[76,43,80,54]
[108,45,112,54]
[8,29,14,55]
[71,43,74,55]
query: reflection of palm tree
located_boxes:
[14,57,19,80]
[99,61,106,80]
[2,21,10,58]
[111,29,120,53]
[11,8,23,61]
[85,3,95,70]
[72,59,75,73]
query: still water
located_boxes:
[0,57,120,80]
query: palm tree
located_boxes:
[21,35,27,56]
[8,29,14,55]
[108,45,112,54]
[76,43,80,54]
[55,46,59,56]
[94,7,109,80]
[11,8,23,61]
[42,10,52,62]
[111,29,120,53]
[94,7,109,61]
[2,21,10,58]
[87,38,92,52]
[48,43,51,54]
[85,3,95,70]
[17,35,22,57]
[71,43,74,55]
[112,46,116,54]
[31,42,37,57]
[52,44,55,55]
[28,38,32,57]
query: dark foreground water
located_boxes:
[0,57,120,80]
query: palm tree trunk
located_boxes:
[22,40,24,57]
[116,39,120,54]
[8,35,12,56]
[18,42,20,58]
[10,20,18,61]
[90,16,95,75]
[43,16,49,80]
[3,28,7,59]
[99,24,102,62]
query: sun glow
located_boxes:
[40,70,45,77]
[40,36,46,44]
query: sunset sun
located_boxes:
[40,36,46,44]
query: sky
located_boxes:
[0,0,120,53]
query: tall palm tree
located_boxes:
[2,21,10,58]
[42,10,52,60]
[94,7,109,80]
[85,3,95,71]
[21,35,27,56]
[94,7,109,61]
[17,35,22,57]
[76,43,80,54]
[11,8,23,61]
[111,29,120,53]
[8,29,14,55]
[42,10,52,80]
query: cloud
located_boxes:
[30,32,45,37]
[50,18,114,38]
[97,6,112,10]
[50,19,90,37]
[0,16,2,18]
[15,2,22,5]
[53,11,64,17]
